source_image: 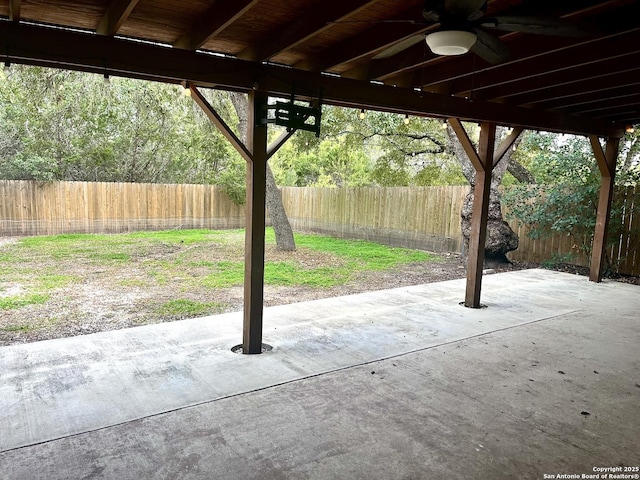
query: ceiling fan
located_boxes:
[374,0,588,64]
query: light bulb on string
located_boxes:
[103,73,110,85]
[182,81,192,97]
[404,114,410,125]
[3,61,10,74]
[359,109,366,120]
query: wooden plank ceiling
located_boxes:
[1,0,639,137]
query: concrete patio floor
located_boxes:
[1,269,639,479]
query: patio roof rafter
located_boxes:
[292,4,429,72]
[539,83,640,112]
[441,29,640,99]
[236,0,379,62]
[359,0,626,87]
[173,0,259,51]
[474,53,640,103]
[96,0,140,36]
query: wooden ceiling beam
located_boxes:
[385,34,579,89]
[374,0,625,87]
[342,40,436,81]
[97,0,140,36]
[441,28,640,96]
[237,0,378,62]
[475,52,640,102]
[293,4,427,72]
[0,21,622,138]
[387,24,640,92]
[538,84,640,111]
[380,0,620,93]
[9,0,20,22]
[173,0,259,51]
[510,70,640,107]
[598,110,640,122]
[576,97,640,117]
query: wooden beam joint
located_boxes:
[97,0,140,36]
[190,85,253,162]
[173,0,259,51]
[494,127,524,167]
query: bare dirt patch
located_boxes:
[0,240,473,345]
[1,234,634,347]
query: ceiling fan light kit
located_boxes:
[425,30,477,56]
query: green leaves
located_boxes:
[0,66,244,202]
[503,132,638,271]
[270,106,465,188]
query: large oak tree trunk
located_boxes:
[448,125,521,267]
[265,164,296,251]
[229,92,296,251]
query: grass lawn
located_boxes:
[0,228,443,343]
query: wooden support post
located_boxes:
[191,85,304,353]
[451,120,496,308]
[589,135,620,282]
[243,90,268,354]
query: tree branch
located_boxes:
[507,160,536,184]
[335,129,447,155]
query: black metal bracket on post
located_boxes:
[256,88,322,137]
[272,101,321,136]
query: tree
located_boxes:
[272,139,371,187]
[503,131,640,272]
[271,108,535,264]
[446,124,526,266]
[272,107,467,188]
[227,92,296,251]
[0,65,245,200]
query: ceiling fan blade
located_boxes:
[423,0,445,22]
[445,0,485,16]
[480,16,589,37]
[373,34,425,59]
[471,28,510,64]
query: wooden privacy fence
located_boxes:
[281,186,469,253]
[0,181,638,275]
[0,180,245,235]
[505,185,640,276]
[280,185,639,276]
